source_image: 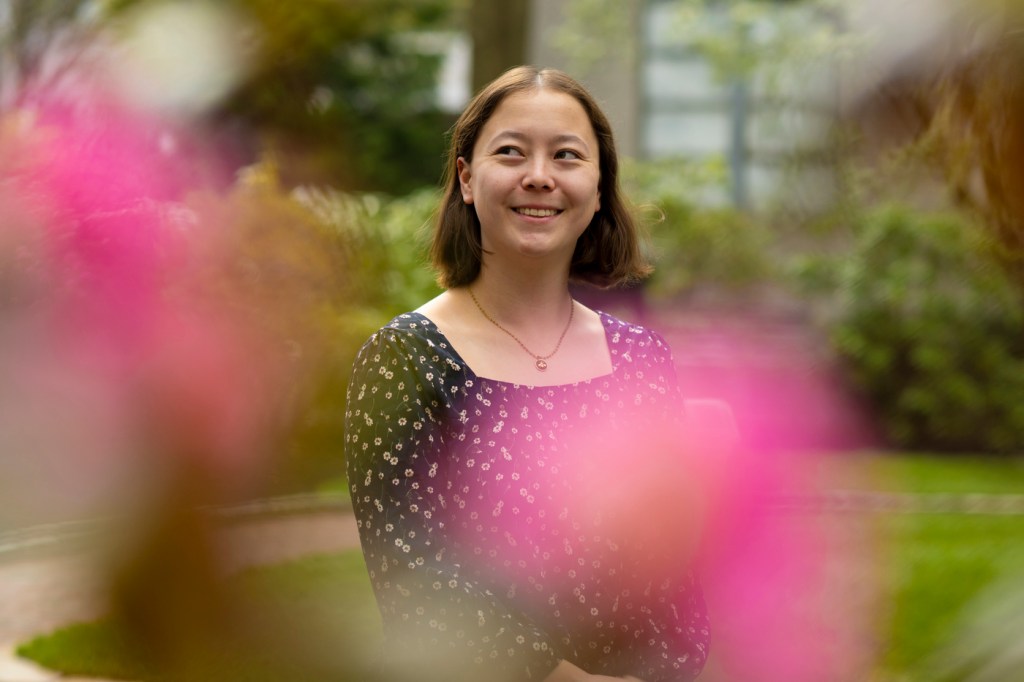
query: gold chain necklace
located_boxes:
[468,287,575,372]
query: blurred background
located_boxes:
[0,0,1023,680]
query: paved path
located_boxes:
[0,511,360,682]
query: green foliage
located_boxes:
[644,198,775,298]
[294,186,442,316]
[104,0,457,193]
[278,186,441,490]
[4,0,460,192]
[222,0,457,193]
[794,206,1024,453]
[154,167,441,492]
[622,158,776,298]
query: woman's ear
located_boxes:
[457,157,473,205]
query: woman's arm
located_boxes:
[345,327,561,681]
[543,660,647,682]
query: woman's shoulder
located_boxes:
[354,311,465,375]
[365,291,458,345]
[597,311,682,406]
[362,311,443,347]
[381,311,437,335]
[597,310,675,360]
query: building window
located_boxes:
[640,0,839,210]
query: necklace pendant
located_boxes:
[535,359,548,371]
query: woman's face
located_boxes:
[457,88,601,268]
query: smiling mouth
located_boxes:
[513,207,562,218]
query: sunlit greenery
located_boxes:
[18,551,380,681]
[793,206,1024,452]
[878,514,1024,680]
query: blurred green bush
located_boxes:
[236,169,1024,490]
[623,158,776,300]
[644,197,775,298]
[793,205,1024,453]
[267,182,441,490]
[101,0,458,194]
[142,159,444,493]
[215,0,458,193]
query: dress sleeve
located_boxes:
[632,575,710,682]
[651,329,686,419]
[344,328,561,681]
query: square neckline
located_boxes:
[404,310,619,389]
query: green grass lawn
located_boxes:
[817,453,1024,681]
[875,514,1024,681]
[823,451,1024,495]
[17,551,382,681]
[17,453,1024,681]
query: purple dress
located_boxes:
[344,311,709,681]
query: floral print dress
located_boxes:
[345,311,709,681]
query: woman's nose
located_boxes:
[521,158,555,190]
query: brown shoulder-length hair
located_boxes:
[430,65,652,289]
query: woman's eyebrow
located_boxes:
[489,130,529,144]
[490,130,591,150]
[552,134,590,150]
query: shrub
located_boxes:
[279,186,441,489]
[171,169,442,492]
[621,159,776,300]
[794,205,1024,452]
[644,197,775,299]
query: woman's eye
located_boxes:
[555,149,582,161]
[496,146,523,157]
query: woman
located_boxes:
[345,66,708,682]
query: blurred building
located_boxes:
[525,0,843,212]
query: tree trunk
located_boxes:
[469,0,530,93]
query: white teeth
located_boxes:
[515,207,560,217]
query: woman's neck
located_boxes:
[470,263,573,328]
[416,261,611,386]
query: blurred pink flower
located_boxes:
[673,315,881,682]
[0,90,286,525]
